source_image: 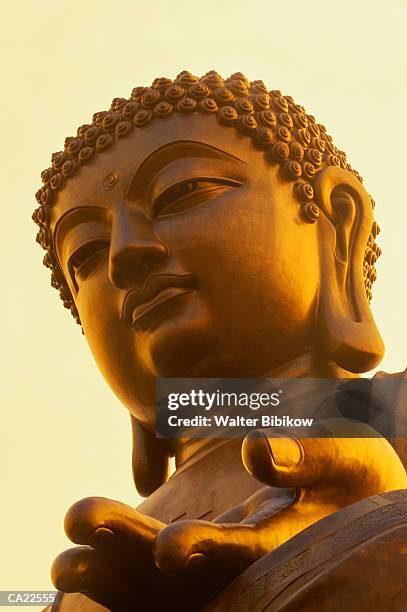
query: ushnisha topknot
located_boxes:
[33,70,381,326]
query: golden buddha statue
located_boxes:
[33,71,407,611]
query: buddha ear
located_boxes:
[313,166,384,373]
[131,416,171,497]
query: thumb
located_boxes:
[242,420,407,492]
[242,430,305,488]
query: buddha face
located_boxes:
[52,113,321,425]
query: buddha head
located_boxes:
[33,70,384,491]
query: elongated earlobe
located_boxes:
[313,167,384,373]
[131,416,171,497]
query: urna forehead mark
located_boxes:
[51,128,249,224]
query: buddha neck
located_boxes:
[171,351,358,469]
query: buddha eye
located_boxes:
[68,240,109,286]
[153,178,240,217]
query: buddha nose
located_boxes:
[109,205,168,289]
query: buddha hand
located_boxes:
[153,419,407,577]
[51,496,229,610]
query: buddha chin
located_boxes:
[135,292,214,378]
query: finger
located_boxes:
[154,502,332,579]
[242,430,304,487]
[51,546,106,594]
[242,421,407,493]
[51,546,152,611]
[64,496,165,559]
[154,519,265,577]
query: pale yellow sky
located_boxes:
[1,0,406,608]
